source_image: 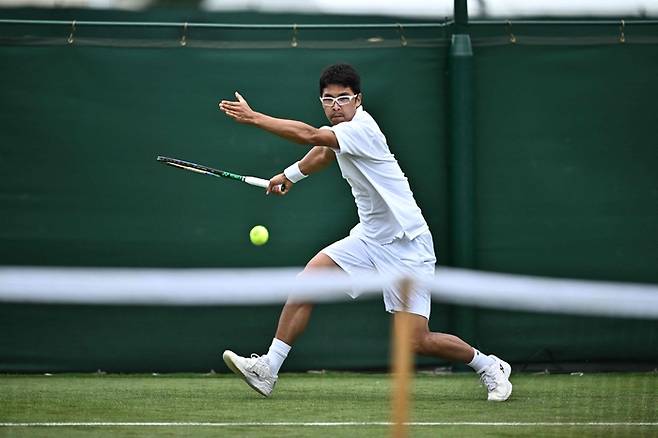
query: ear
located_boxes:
[356,93,363,106]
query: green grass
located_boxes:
[0,372,656,437]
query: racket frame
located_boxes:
[156,156,271,189]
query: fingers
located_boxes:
[218,91,246,107]
[218,101,240,112]
[266,178,279,195]
[219,100,240,107]
[271,180,292,196]
[267,174,291,196]
[218,101,244,122]
[224,109,239,119]
[218,92,249,122]
[219,107,239,121]
[268,183,288,196]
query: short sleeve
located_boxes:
[329,119,377,158]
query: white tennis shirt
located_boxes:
[325,106,429,244]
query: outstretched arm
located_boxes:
[267,146,336,195]
[219,92,338,149]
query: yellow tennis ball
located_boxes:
[249,225,269,246]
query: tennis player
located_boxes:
[218,63,512,401]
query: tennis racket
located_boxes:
[156,156,281,191]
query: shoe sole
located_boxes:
[222,350,270,398]
[488,355,513,402]
[488,381,513,402]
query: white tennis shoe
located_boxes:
[222,350,277,397]
[479,354,512,402]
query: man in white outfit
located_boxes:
[218,63,512,402]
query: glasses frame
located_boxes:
[319,94,359,107]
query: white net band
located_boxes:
[0,266,657,319]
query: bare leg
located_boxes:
[394,311,513,401]
[274,252,340,345]
[221,252,343,397]
[395,312,474,363]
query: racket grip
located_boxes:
[244,176,270,188]
[244,176,285,193]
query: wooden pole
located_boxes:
[391,277,413,438]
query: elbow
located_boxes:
[307,130,324,146]
[300,147,334,175]
[320,146,335,162]
[308,129,335,148]
[315,147,335,168]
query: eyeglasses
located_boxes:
[319,94,359,107]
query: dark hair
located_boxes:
[319,63,361,96]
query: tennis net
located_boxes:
[1,265,657,436]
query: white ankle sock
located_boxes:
[265,338,291,375]
[467,348,495,374]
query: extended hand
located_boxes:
[219,92,257,124]
[267,173,293,196]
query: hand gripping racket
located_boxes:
[156,156,283,191]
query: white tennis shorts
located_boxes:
[321,230,436,319]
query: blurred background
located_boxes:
[0,0,656,373]
[1,0,658,17]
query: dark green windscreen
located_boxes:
[473,43,657,282]
[0,45,448,268]
[1,11,656,372]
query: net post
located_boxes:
[390,277,413,438]
[449,19,478,369]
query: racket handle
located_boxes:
[244,176,285,193]
[244,176,269,188]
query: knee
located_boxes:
[410,331,430,355]
[284,300,314,313]
[303,252,339,273]
[394,313,431,355]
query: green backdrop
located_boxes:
[1,9,656,372]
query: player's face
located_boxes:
[320,84,362,125]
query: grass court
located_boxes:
[1,372,657,437]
